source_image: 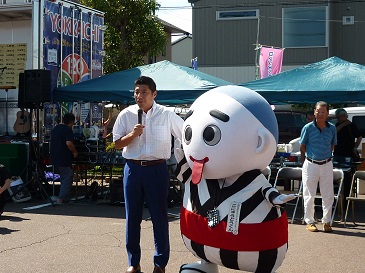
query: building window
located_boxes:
[216,9,259,21]
[283,6,328,48]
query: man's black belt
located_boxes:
[306,157,332,165]
[128,159,166,166]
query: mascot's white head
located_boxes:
[182,85,278,184]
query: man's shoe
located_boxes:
[153,266,165,273]
[323,223,333,233]
[125,264,141,273]
[306,223,318,232]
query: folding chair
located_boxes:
[273,167,303,223]
[312,168,344,225]
[344,171,365,226]
[44,164,60,199]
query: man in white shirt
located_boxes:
[113,76,183,273]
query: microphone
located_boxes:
[138,109,143,124]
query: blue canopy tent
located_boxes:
[240,57,365,104]
[54,60,232,105]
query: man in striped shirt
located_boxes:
[300,101,337,233]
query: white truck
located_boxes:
[0,0,105,136]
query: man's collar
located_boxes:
[314,119,330,128]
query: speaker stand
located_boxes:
[0,85,16,136]
[7,107,54,206]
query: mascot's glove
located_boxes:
[174,138,185,163]
[272,194,297,205]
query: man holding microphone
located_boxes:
[113,76,183,273]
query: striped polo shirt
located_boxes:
[300,120,337,161]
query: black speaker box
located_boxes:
[110,178,124,205]
[23,69,51,103]
[40,142,50,160]
[18,72,34,109]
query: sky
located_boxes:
[156,0,192,41]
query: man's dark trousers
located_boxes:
[123,161,170,268]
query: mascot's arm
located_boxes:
[272,193,297,205]
[262,179,297,206]
[174,138,192,184]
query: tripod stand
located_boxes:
[7,108,55,206]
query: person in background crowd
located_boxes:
[306,111,315,123]
[50,113,78,204]
[113,76,183,273]
[0,164,11,216]
[300,101,337,233]
[333,108,362,161]
[333,108,363,200]
[102,108,113,138]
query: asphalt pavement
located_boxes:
[2,197,365,273]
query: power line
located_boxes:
[157,1,365,12]
[187,0,365,9]
[159,6,192,10]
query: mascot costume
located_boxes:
[174,86,296,273]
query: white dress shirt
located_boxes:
[113,102,183,160]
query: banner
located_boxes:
[0,43,27,87]
[43,0,104,131]
[43,1,104,90]
[259,47,284,79]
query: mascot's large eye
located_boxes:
[184,125,192,145]
[203,125,221,146]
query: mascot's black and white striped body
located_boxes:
[175,86,296,273]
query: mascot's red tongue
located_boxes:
[190,156,209,184]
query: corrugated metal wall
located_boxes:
[330,1,365,64]
[191,0,365,77]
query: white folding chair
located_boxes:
[344,171,365,226]
[273,167,303,223]
[44,164,59,200]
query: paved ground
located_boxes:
[2,197,365,273]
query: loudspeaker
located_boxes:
[23,69,51,103]
[18,72,34,109]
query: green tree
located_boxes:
[80,0,166,73]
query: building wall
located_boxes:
[329,1,365,64]
[0,19,32,100]
[191,0,365,83]
[172,37,192,67]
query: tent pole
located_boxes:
[255,16,261,80]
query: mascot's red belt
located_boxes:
[180,207,288,252]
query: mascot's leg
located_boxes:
[179,261,219,273]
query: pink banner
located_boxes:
[259,47,284,79]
